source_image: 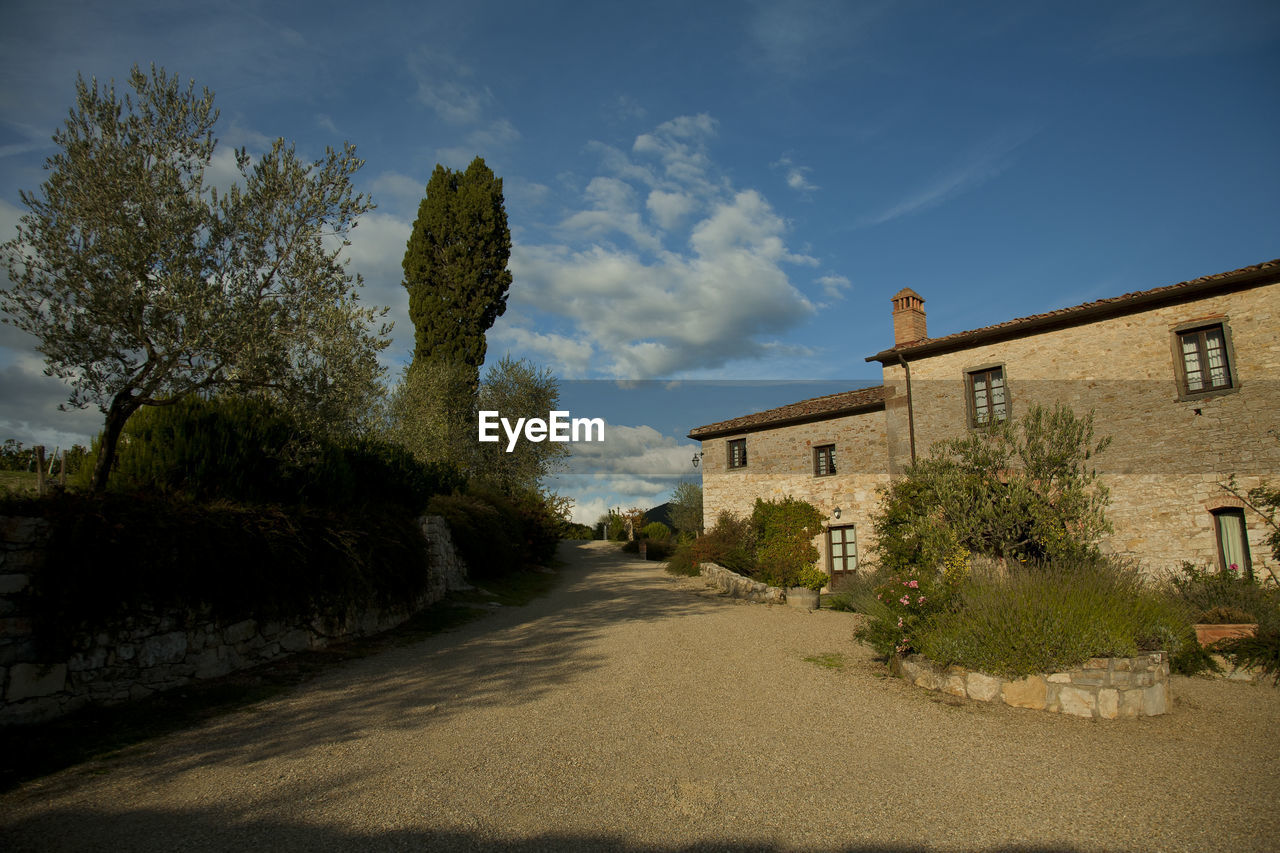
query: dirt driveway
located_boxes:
[1,540,1277,851]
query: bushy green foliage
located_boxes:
[663,498,828,586]
[641,521,671,541]
[1165,561,1279,628]
[560,521,595,540]
[664,510,757,577]
[73,395,460,510]
[1216,627,1280,685]
[908,560,1196,679]
[0,440,89,475]
[873,404,1111,571]
[10,492,429,660]
[1,440,35,472]
[623,537,675,560]
[426,487,563,580]
[751,496,825,588]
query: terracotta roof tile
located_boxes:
[867,258,1280,363]
[688,385,885,439]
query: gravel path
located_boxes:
[1,540,1277,852]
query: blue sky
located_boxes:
[2,1,1278,523]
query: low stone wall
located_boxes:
[698,562,786,605]
[890,652,1170,719]
[0,514,471,726]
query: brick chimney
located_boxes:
[891,288,927,346]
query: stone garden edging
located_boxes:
[698,562,786,605]
[890,652,1171,719]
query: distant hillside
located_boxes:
[645,501,672,530]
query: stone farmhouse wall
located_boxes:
[0,515,470,726]
[881,280,1280,578]
[699,407,889,583]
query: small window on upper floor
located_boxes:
[966,365,1008,427]
[814,444,836,477]
[727,438,747,469]
[1176,323,1234,397]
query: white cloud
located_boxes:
[340,210,413,364]
[488,323,595,376]
[861,125,1039,226]
[773,154,818,192]
[817,273,851,302]
[645,190,697,230]
[506,116,815,378]
[552,421,698,523]
[410,51,494,125]
[369,171,426,215]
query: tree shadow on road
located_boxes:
[3,542,735,792]
[0,798,1109,853]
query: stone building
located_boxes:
[689,258,1280,583]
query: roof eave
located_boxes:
[865,260,1280,365]
[687,399,885,441]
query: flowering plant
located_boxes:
[855,563,960,657]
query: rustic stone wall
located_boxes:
[880,281,1280,578]
[891,652,1171,719]
[698,562,786,605]
[0,514,472,726]
[699,407,889,584]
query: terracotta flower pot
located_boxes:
[1194,623,1257,647]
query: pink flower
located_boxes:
[897,617,904,628]
[1229,563,1239,572]
[899,595,911,606]
[917,595,926,604]
[906,580,919,589]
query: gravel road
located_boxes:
[1,540,1277,852]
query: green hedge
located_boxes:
[74,395,461,510]
[426,488,562,581]
[8,492,430,660]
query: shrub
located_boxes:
[1165,561,1278,628]
[663,539,700,576]
[1216,627,1280,685]
[694,511,758,576]
[561,521,595,540]
[73,395,460,511]
[852,562,959,658]
[425,487,564,580]
[12,491,429,660]
[909,559,1197,679]
[642,521,671,542]
[872,404,1111,570]
[623,537,674,560]
[750,496,825,589]
[663,510,756,578]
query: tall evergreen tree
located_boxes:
[402,157,512,376]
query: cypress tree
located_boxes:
[402,157,513,377]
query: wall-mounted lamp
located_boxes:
[692,451,704,468]
[833,506,842,520]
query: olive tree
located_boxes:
[1,65,389,491]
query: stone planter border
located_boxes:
[890,652,1170,719]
